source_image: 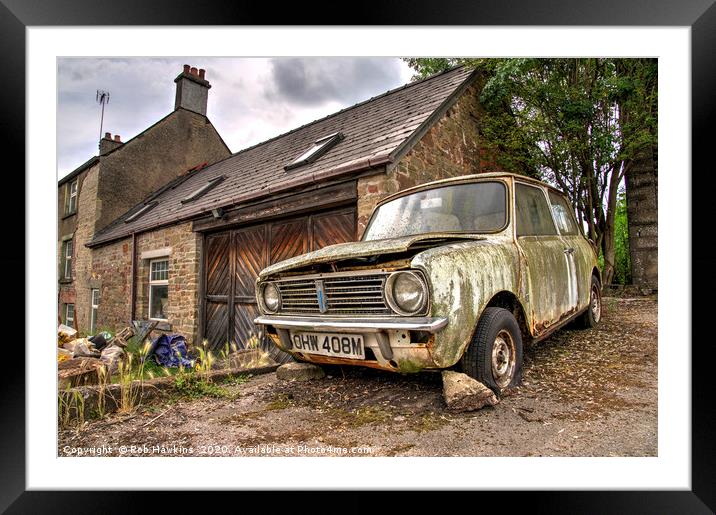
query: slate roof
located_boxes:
[89,66,476,247]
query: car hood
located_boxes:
[258,233,485,279]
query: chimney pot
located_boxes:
[175,64,211,115]
[104,132,111,139]
[114,135,121,142]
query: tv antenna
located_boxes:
[96,90,110,141]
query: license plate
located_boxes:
[289,332,365,359]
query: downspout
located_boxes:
[130,232,137,323]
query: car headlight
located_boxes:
[261,282,281,313]
[385,271,428,316]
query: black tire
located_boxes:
[461,307,523,395]
[576,275,602,329]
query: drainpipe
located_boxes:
[129,232,137,323]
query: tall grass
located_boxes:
[96,365,109,419]
[58,387,85,429]
[116,340,151,413]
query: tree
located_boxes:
[404,58,657,284]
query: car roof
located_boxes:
[375,172,568,207]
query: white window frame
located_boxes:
[63,239,73,280]
[65,303,75,327]
[66,180,78,215]
[148,258,169,321]
[284,132,343,170]
[90,289,99,334]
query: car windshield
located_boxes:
[362,181,507,241]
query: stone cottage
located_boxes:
[58,65,232,332]
[70,66,510,348]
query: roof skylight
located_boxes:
[180,175,226,204]
[125,201,158,223]
[284,132,344,171]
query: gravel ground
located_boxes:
[59,296,657,457]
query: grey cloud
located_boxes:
[267,58,404,106]
[57,57,412,179]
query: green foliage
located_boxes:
[613,191,632,285]
[403,58,460,80]
[172,370,246,399]
[173,373,226,398]
[404,57,657,284]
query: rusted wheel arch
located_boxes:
[481,290,531,343]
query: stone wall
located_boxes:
[70,163,100,331]
[58,162,98,329]
[89,222,201,344]
[134,222,202,343]
[89,237,133,332]
[60,109,229,333]
[94,108,230,233]
[356,82,501,236]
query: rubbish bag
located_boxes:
[58,324,77,338]
[64,338,100,358]
[146,334,194,368]
[89,332,111,351]
[100,345,126,375]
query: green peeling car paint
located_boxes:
[255,172,601,394]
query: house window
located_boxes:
[65,180,78,215]
[62,239,73,280]
[284,132,344,171]
[149,259,169,321]
[65,303,75,327]
[90,289,99,334]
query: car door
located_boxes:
[547,190,593,312]
[514,182,572,334]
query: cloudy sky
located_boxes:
[57,57,415,179]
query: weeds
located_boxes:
[58,387,85,429]
[116,340,151,413]
[173,371,233,399]
[96,365,109,419]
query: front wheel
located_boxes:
[576,275,602,329]
[460,307,523,395]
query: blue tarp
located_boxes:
[146,334,194,368]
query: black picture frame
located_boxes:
[5,1,713,512]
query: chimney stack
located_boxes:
[99,132,123,155]
[174,63,211,116]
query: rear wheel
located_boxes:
[576,275,602,329]
[461,307,523,395]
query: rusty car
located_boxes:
[254,172,602,394]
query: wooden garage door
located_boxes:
[202,206,356,352]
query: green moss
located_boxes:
[397,359,424,374]
[265,393,293,411]
[414,412,449,433]
[352,406,391,426]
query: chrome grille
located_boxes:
[276,273,392,316]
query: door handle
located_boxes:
[564,248,575,255]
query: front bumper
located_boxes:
[254,315,448,371]
[253,315,448,333]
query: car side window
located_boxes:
[548,191,581,236]
[515,183,558,237]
